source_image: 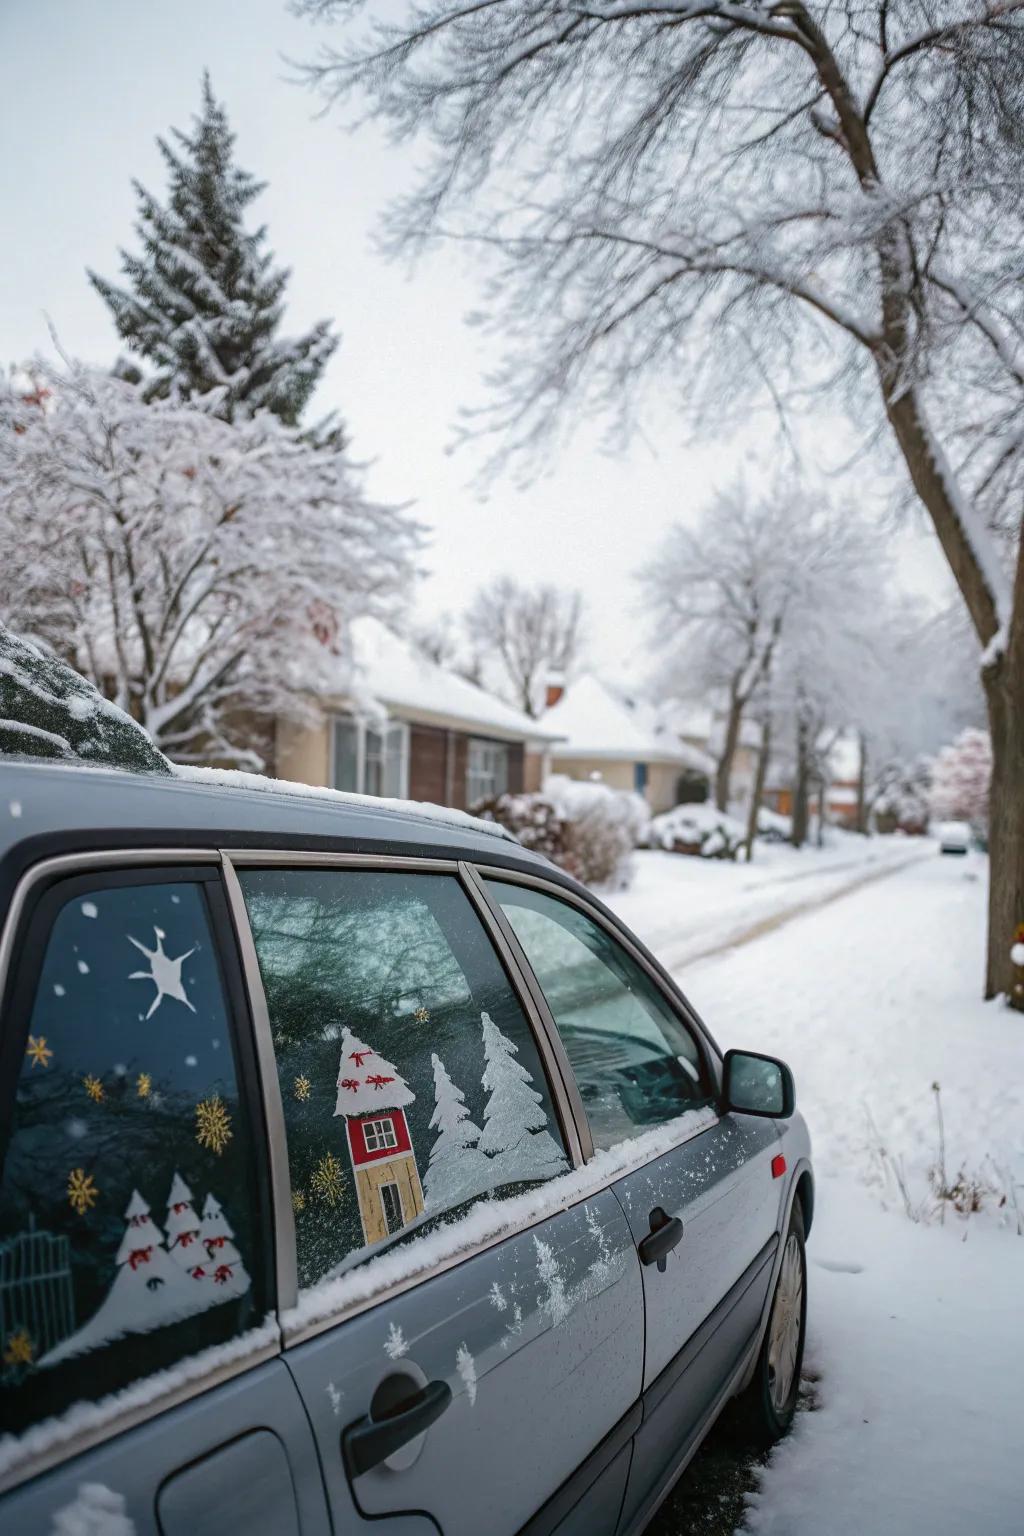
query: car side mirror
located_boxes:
[723,1049,795,1119]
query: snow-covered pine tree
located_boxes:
[89,73,337,428]
[164,1172,205,1277]
[199,1192,250,1295]
[423,1052,490,1210]
[478,1012,568,1184]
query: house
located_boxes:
[532,674,714,814]
[274,618,562,811]
[655,701,763,805]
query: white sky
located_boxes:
[0,0,952,681]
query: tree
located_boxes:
[464,577,583,717]
[295,1,1024,996]
[931,728,992,828]
[423,1053,491,1209]
[478,1011,567,1182]
[641,483,794,811]
[165,1172,204,1276]
[90,74,337,431]
[0,362,420,766]
[199,1192,250,1292]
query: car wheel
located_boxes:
[733,1200,807,1448]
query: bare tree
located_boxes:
[297,0,1024,995]
[0,362,420,766]
[464,577,584,716]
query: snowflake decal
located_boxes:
[293,1075,311,1102]
[25,1035,53,1069]
[68,1167,99,1215]
[414,1007,430,1024]
[136,1071,152,1098]
[127,926,197,1019]
[195,1095,233,1155]
[83,1074,104,1103]
[3,1328,33,1368]
[292,1189,306,1213]
[311,1152,345,1206]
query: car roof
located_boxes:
[0,759,555,890]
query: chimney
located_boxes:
[545,671,565,710]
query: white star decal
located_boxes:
[127,926,197,1019]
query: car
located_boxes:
[0,760,812,1536]
[936,820,972,855]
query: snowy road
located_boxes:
[645,850,1024,1536]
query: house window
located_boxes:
[332,717,409,799]
[363,1118,398,1153]
[467,738,509,806]
[634,762,649,795]
[379,1182,405,1235]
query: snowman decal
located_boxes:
[334,1027,424,1246]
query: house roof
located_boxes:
[540,674,710,768]
[348,619,563,744]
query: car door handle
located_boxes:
[638,1208,684,1270]
[343,1378,453,1478]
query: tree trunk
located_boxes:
[856,730,869,834]
[791,713,811,849]
[982,535,1024,1004]
[815,781,826,847]
[744,715,772,863]
[715,683,743,812]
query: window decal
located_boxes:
[126,927,197,1019]
[333,1028,424,1246]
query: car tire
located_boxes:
[732,1199,807,1449]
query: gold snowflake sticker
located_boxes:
[25,1035,53,1069]
[293,1075,311,1102]
[414,1007,430,1024]
[311,1153,345,1206]
[83,1074,104,1103]
[195,1095,233,1156]
[291,1189,306,1213]
[3,1328,33,1368]
[136,1071,152,1098]
[68,1167,99,1215]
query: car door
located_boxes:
[0,860,330,1536]
[230,857,645,1536]
[481,874,783,1531]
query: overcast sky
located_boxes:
[1,0,952,681]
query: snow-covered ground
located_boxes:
[632,843,1024,1535]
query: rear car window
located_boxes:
[0,877,265,1441]
[238,868,569,1293]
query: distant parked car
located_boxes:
[0,761,812,1536]
[936,820,972,854]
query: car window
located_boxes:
[237,868,570,1293]
[487,881,710,1152]
[0,876,265,1442]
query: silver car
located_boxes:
[0,762,812,1535]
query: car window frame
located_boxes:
[218,848,592,1343]
[0,848,280,1495]
[470,864,724,1149]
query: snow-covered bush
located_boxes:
[930,729,991,830]
[651,801,746,860]
[756,806,792,843]
[478,779,646,888]
[871,757,933,834]
[0,623,170,774]
[546,775,649,889]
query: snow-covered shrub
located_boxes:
[756,806,792,843]
[930,729,991,830]
[871,756,933,834]
[651,801,746,860]
[473,792,565,861]
[545,775,649,889]
[0,623,170,774]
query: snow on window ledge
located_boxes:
[0,1316,279,1485]
[283,1106,718,1336]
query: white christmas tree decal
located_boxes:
[165,1172,205,1275]
[423,1053,491,1211]
[127,926,196,1019]
[333,1026,416,1118]
[199,1192,250,1296]
[478,1012,568,1184]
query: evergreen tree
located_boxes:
[89,73,337,427]
[478,1012,567,1183]
[423,1053,490,1210]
